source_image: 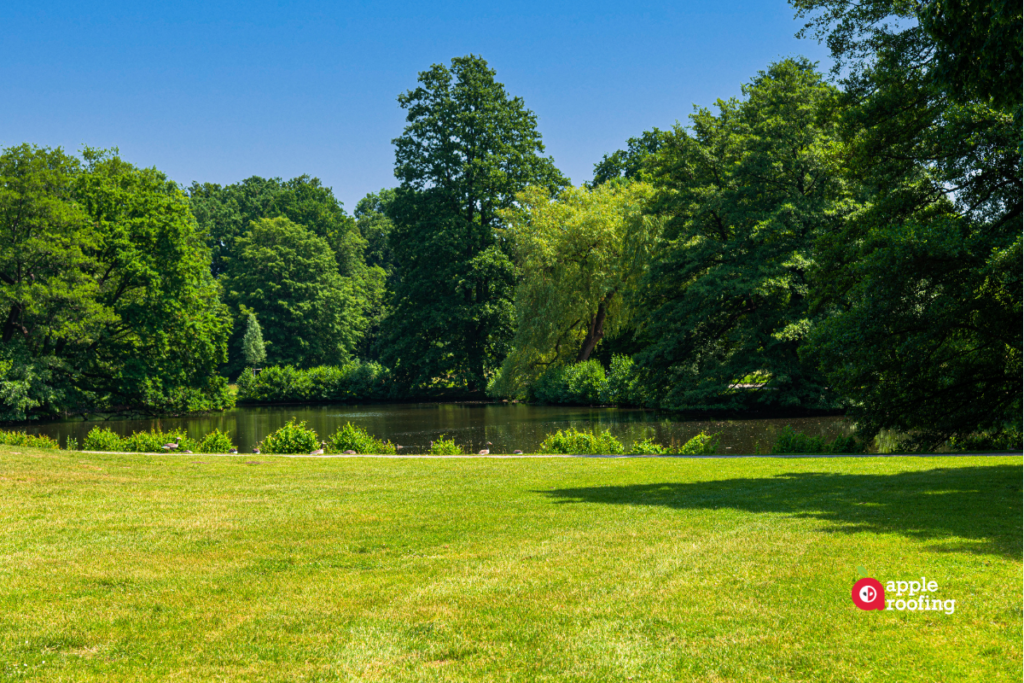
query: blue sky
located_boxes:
[1,1,830,210]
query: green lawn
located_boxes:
[1,447,1020,682]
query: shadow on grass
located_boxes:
[542,465,1022,558]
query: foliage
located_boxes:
[947,428,1023,454]
[326,422,397,455]
[221,217,363,372]
[492,182,662,398]
[188,176,384,376]
[241,313,267,368]
[590,128,670,186]
[538,428,626,455]
[600,355,644,406]
[0,429,61,450]
[257,419,322,454]
[236,361,393,403]
[381,55,568,392]
[529,361,607,406]
[81,426,236,453]
[791,0,1022,449]
[195,429,236,454]
[634,59,854,412]
[628,437,669,455]
[0,145,233,419]
[672,431,722,455]
[353,189,397,360]
[428,435,464,455]
[770,427,862,455]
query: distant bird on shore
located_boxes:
[162,438,180,451]
[513,450,523,454]
[228,448,238,454]
[478,449,490,455]
[252,447,261,454]
[310,441,326,455]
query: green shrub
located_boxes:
[539,427,625,455]
[771,427,863,455]
[120,429,193,453]
[530,361,607,405]
[601,355,645,406]
[673,431,720,455]
[628,437,669,455]
[948,426,1023,453]
[258,419,323,454]
[237,361,394,404]
[0,429,61,450]
[195,429,236,453]
[327,423,396,455]
[83,427,126,451]
[428,435,463,455]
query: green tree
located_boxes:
[791,0,1022,448]
[492,182,662,398]
[222,217,361,371]
[634,59,855,412]
[189,175,384,369]
[0,144,232,418]
[382,55,567,391]
[353,189,397,361]
[590,128,669,186]
[241,312,267,368]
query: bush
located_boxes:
[83,427,127,451]
[258,419,323,454]
[601,355,644,406]
[195,429,236,453]
[628,437,669,455]
[237,361,394,404]
[673,431,720,455]
[327,423,396,454]
[530,360,606,405]
[428,435,463,455]
[0,429,61,450]
[539,427,625,455]
[771,427,863,455]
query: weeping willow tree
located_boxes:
[489,181,663,398]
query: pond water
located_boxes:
[24,403,854,454]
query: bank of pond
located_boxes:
[3,417,866,456]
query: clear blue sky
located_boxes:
[1,0,830,211]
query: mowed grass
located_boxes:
[0,447,1020,682]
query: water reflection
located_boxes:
[25,403,854,454]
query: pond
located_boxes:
[23,403,854,454]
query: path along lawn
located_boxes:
[0,447,1020,682]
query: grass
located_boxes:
[0,445,1020,682]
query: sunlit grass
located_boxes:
[0,446,1019,681]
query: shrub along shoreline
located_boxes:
[0,423,874,456]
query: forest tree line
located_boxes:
[1,0,1020,450]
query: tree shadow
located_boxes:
[542,465,1022,558]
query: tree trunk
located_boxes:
[577,296,610,362]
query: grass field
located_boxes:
[1,447,1020,682]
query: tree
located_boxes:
[0,144,232,418]
[241,312,266,368]
[791,0,1022,448]
[221,217,361,371]
[491,182,662,398]
[590,128,670,186]
[634,59,856,412]
[189,175,384,370]
[382,55,567,391]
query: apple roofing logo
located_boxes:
[852,577,885,610]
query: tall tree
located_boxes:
[0,145,232,418]
[221,217,361,371]
[590,129,670,186]
[382,55,567,391]
[792,0,1022,448]
[241,312,267,369]
[492,182,661,398]
[634,59,856,412]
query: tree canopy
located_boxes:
[382,54,567,392]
